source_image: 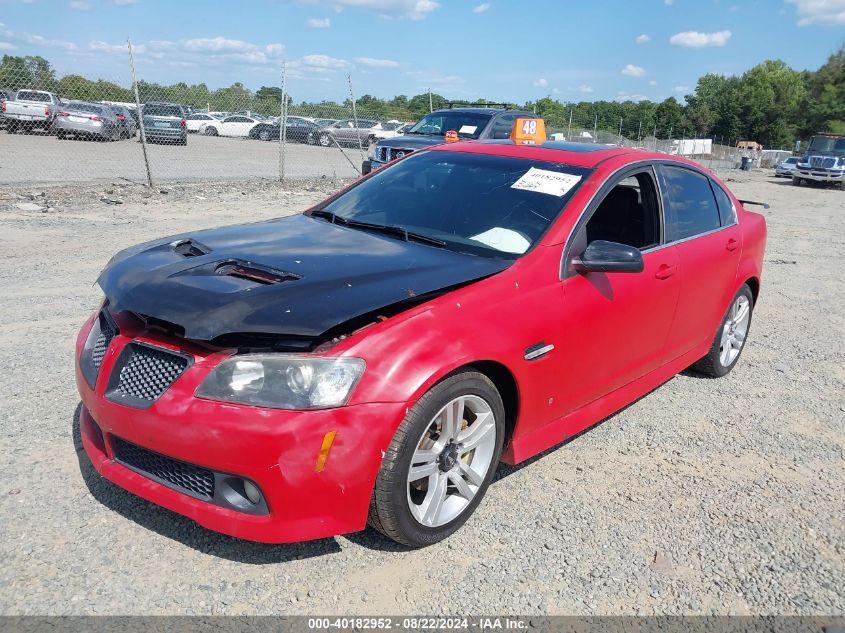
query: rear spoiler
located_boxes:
[738,199,770,210]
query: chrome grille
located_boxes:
[809,156,836,169]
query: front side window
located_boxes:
[662,166,721,241]
[490,114,518,139]
[317,151,589,257]
[580,172,662,251]
[407,112,492,139]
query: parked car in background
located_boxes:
[2,89,61,134]
[185,113,220,133]
[141,102,188,145]
[774,156,799,177]
[314,118,340,128]
[0,88,13,130]
[107,104,137,139]
[307,119,379,147]
[794,133,845,188]
[199,115,261,138]
[55,101,122,141]
[371,121,415,140]
[248,116,320,142]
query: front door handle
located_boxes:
[726,238,740,252]
[654,264,677,280]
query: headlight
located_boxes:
[196,355,365,410]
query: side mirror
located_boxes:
[572,240,644,274]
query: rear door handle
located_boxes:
[726,238,739,252]
[654,264,677,280]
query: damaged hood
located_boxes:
[98,213,512,341]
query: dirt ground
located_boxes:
[0,169,842,616]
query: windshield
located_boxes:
[807,136,845,155]
[144,104,183,117]
[407,112,492,139]
[317,151,589,257]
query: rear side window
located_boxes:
[490,114,517,139]
[710,182,737,226]
[662,166,721,241]
[17,91,51,102]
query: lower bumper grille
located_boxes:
[111,436,215,500]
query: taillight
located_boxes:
[1,102,6,113]
[89,116,102,122]
[180,119,186,128]
[44,106,49,117]
[58,111,70,117]
[117,114,125,121]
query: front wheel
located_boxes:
[691,284,754,377]
[792,176,802,186]
[204,126,218,136]
[318,132,331,147]
[259,129,270,141]
[368,370,504,548]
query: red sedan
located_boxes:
[75,130,766,547]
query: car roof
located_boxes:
[429,139,681,169]
[430,107,525,115]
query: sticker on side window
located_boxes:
[458,125,477,134]
[511,168,581,197]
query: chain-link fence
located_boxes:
[0,45,775,188]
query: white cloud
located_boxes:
[670,30,732,47]
[674,85,690,92]
[621,64,646,77]
[664,0,673,4]
[617,92,648,102]
[298,0,440,20]
[354,56,400,67]
[786,0,845,25]
[649,79,657,86]
[89,40,132,54]
[265,43,285,56]
[533,77,548,88]
[112,0,139,5]
[636,33,650,44]
[69,1,92,9]
[473,3,490,12]
[184,37,257,52]
[405,69,465,88]
[307,17,331,28]
[578,84,594,93]
[0,41,17,50]
[300,54,351,69]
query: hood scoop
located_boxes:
[214,260,301,285]
[172,239,211,258]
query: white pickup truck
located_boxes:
[2,90,62,133]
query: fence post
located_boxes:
[127,39,153,188]
[429,88,433,113]
[279,62,287,183]
[567,110,573,141]
[347,74,364,161]
[618,118,623,146]
[593,115,597,143]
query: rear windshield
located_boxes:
[17,91,51,102]
[407,112,492,139]
[143,104,183,117]
[318,151,589,257]
[69,103,105,115]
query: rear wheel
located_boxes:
[318,132,331,147]
[259,129,271,141]
[204,126,218,136]
[368,370,504,548]
[56,130,66,140]
[792,176,802,186]
[691,284,754,378]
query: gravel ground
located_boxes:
[0,170,842,616]
[0,130,362,185]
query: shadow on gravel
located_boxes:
[72,403,343,563]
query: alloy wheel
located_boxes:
[406,395,497,528]
[719,295,750,367]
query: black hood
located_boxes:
[98,214,511,341]
[376,135,450,150]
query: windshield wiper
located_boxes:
[346,219,446,247]
[310,209,350,225]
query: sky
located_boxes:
[0,0,843,103]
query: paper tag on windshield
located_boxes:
[511,168,581,197]
[458,125,477,134]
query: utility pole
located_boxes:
[279,62,287,182]
[429,88,433,113]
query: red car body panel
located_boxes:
[76,142,766,543]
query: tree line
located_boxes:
[0,46,842,148]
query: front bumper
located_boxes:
[75,314,406,543]
[796,168,845,182]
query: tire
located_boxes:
[56,130,65,140]
[205,126,218,136]
[7,121,17,134]
[690,284,754,378]
[318,132,331,147]
[179,138,187,146]
[259,129,271,141]
[792,176,801,186]
[368,370,505,548]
